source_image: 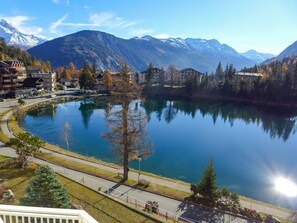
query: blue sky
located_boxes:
[1,0,296,54]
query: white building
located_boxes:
[31,72,56,91]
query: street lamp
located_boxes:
[138,157,142,182]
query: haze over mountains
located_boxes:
[0,19,45,50]
[2,18,296,72]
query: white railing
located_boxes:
[0,205,98,223]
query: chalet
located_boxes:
[60,78,78,88]
[0,60,27,97]
[23,77,44,91]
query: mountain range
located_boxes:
[27,30,265,72]
[0,19,45,50]
[2,18,294,72]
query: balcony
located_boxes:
[0,205,98,223]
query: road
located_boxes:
[0,94,296,222]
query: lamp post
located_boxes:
[138,157,142,182]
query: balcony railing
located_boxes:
[0,205,98,223]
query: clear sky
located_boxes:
[1,0,296,54]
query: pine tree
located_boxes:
[79,65,95,90]
[146,63,154,89]
[20,165,71,208]
[197,158,218,198]
[215,62,224,80]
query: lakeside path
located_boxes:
[0,94,296,222]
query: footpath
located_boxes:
[0,96,296,223]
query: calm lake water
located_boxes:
[21,97,297,210]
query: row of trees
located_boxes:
[185,57,297,103]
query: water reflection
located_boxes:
[78,98,107,128]
[27,98,297,141]
[27,104,57,119]
[141,98,297,141]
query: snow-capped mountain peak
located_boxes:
[0,19,45,50]
[241,50,275,64]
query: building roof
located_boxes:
[28,66,43,72]
[23,77,44,87]
[0,67,19,74]
[179,68,202,74]
[235,72,263,77]
[141,67,164,74]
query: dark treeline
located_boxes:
[185,56,297,104]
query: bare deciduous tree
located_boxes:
[103,62,153,180]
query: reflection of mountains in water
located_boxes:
[141,98,297,141]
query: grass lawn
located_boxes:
[0,164,159,223]
[38,153,190,201]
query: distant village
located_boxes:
[0,59,263,98]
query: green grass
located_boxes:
[0,164,159,223]
[38,153,190,201]
[1,101,295,222]
[0,155,10,162]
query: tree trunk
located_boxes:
[122,101,129,181]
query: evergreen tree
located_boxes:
[79,67,95,90]
[215,62,224,80]
[146,63,154,89]
[197,158,218,198]
[158,69,165,87]
[20,165,71,208]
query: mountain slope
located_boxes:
[276,40,297,60]
[28,30,255,72]
[0,19,45,50]
[241,50,275,64]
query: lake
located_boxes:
[21,97,297,210]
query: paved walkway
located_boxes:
[0,96,296,223]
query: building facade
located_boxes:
[31,72,56,91]
[179,68,202,84]
[0,60,27,96]
[141,67,165,85]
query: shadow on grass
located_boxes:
[177,201,246,223]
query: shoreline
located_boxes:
[1,94,297,222]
